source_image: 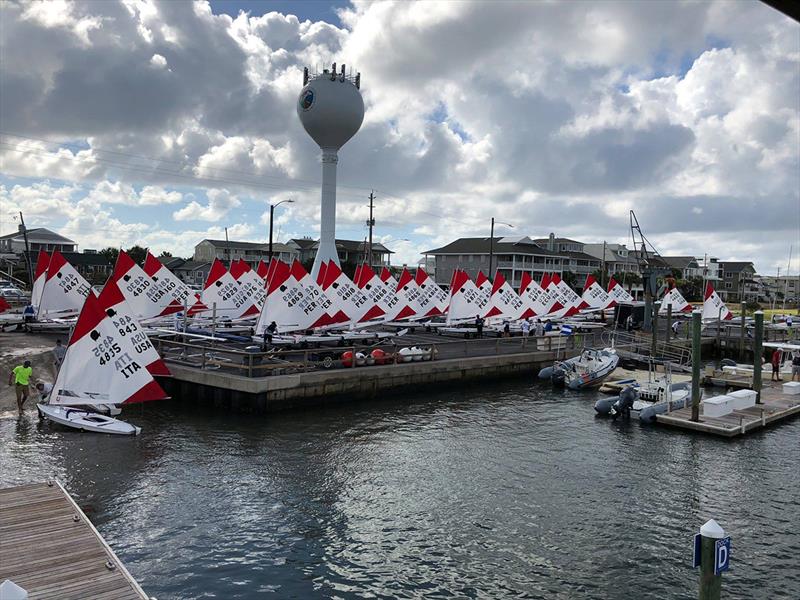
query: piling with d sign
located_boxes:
[694,519,730,600]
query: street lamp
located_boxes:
[268,199,294,262]
[488,218,513,281]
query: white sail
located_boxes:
[37,250,91,318]
[356,263,408,322]
[30,250,50,312]
[292,260,338,326]
[415,268,449,316]
[231,260,267,313]
[395,268,426,318]
[485,271,524,319]
[518,272,555,318]
[48,292,168,407]
[702,283,733,321]
[321,261,373,324]
[143,251,206,314]
[110,250,182,321]
[607,277,634,304]
[257,260,329,334]
[200,259,258,319]
[659,286,692,314]
[543,273,577,318]
[447,269,488,323]
[581,275,611,309]
[553,273,588,310]
[98,282,171,377]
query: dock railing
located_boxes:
[154,330,605,378]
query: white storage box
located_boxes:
[703,396,733,418]
[783,381,800,396]
[728,389,757,410]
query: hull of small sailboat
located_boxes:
[37,404,141,436]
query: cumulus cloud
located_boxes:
[173,188,241,221]
[0,0,797,275]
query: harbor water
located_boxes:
[1,380,798,599]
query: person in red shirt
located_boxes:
[771,349,783,381]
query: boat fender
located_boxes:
[370,348,387,365]
[355,352,366,366]
[594,397,615,415]
[341,351,354,367]
[538,366,554,380]
[398,347,414,363]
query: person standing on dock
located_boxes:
[262,321,278,350]
[52,339,66,375]
[771,348,783,382]
[475,315,484,338]
[792,352,800,382]
[8,360,33,415]
[521,319,530,337]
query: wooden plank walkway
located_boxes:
[0,481,148,600]
[656,383,800,437]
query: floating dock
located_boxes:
[655,383,800,437]
[0,481,148,600]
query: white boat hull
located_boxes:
[37,404,141,436]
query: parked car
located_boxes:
[0,285,29,301]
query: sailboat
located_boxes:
[37,292,169,435]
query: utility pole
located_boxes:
[489,217,495,281]
[367,191,375,268]
[601,240,607,289]
[224,227,229,267]
[19,212,33,290]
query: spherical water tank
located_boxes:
[297,75,364,150]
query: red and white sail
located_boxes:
[200,259,258,319]
[519,272,557,318]
[553,273,587,311]
[607,277,634,304]
[291,260,338,325]
[355,263,409,322]
[582,275,612,309]
[37,251,91,318]
[380,267,398,289]
[447,269,488,323]
[256,260,329,333]
[110,250,182,320]
[230,260,266,314]
[97,282,170,377]
[0,296,10,313]
[475,271,492,308]
[30,250,50,312]
[48,292,168,407]
[659,286,692,314]
[415,268,449,316]
[544,273,578,317]
[485,271,524,319]
[143,251,206,314]
[321,261,376,324]
[395,268,426,319]
[702,283,733,321]
[255,260,270,281]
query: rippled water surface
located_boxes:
[1,380,798,599]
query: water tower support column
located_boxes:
[312,149,340,279]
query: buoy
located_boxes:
[410,346,423,361]
[370,348,386,365]
[355,352,366,366]
[398,347,413,363]
[341,351,354,367]
[420,347,432,361]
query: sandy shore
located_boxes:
[0,329,63,416]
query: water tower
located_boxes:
[297,63,364,279]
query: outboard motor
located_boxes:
[550,367,566,386]
[719,358,736,368]
[611,386,637,420]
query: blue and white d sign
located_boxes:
[714,537,731,575]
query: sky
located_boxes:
[0,0,798,275]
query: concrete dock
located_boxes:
[0,481,148,600]
[655,382,800,437]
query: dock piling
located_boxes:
[651,301,660,358]
[697,519,729,600]
[691,310,701,422]
[666,303,672,343]
[753,310,763,403]
[739,302,746,361]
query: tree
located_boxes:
[98,247,119,265]
[126,245,147,265]
[158,250,173,259]
[677,276,704,302]
[561,270,578,290]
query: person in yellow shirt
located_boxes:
[8,360,33,414]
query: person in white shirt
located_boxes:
[35,381,54,403]
[521,319,531,337]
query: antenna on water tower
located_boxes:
[297,62,365,280]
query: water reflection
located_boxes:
[1,380,798,599]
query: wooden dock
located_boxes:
[0,481,148,600]
[656,383,800,437]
